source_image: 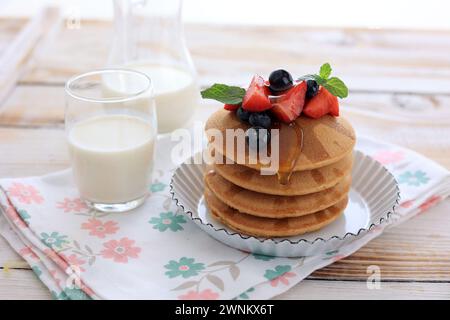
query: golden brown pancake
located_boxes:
[205,188,348,238]
[205,109,356,171]
[205,169,351,218]
[213,152,353,196]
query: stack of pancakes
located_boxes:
[204,109,356,238]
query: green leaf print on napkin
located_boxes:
[18,209,30,225]
[234,287,255,300]
[165,257,205,279]
[398,170,430,186]
[264,265,292,280]
[63,287,92,300]
[149,212,186,232]
[150,182,167,193]
[52,291,69,300]
[253,253,276,261]
[31,265,42,277]
[40,232,68,249]
[264,265,296,287]
[51,287,92,300]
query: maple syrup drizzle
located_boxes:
[275,121,304,185]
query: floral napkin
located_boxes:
[0,135,449,300]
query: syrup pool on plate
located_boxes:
[68,114,155,204]
[103,62,200,133]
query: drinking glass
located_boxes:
[108,0,200,134]
[65,69,157,213]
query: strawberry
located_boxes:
[328,92,339,116]
[242,75,272,112]
[270,81,307,123]
[224,103,240,111]
[303,87,339,119]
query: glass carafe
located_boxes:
[108,0,199,134]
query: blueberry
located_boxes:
[245,126,271,151]
[249,112,271,129]
[236,107,251,122]
[268,69,293,93]
[306,80,319,99]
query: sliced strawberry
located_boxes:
[303,87,339,119]
[270,81,307,123]
[328,92,339,116]
[242,75,272,112]
[224,103,240,111]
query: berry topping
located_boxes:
[270,81,307,123]
[242,75,272,112]
[224,103,240,111]
[245,127,270,151]
[249,112,272,129]
[236,107,252,122]
[201,63,348,121]
[268,69,293,93]
[303,87,339,119]
[305,80,319,99]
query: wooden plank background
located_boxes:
[0,18,449,299]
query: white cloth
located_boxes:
[0,136,449,299]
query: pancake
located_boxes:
[205,169,351,218]
[214,152,353,196]
[205,188,348,237]
[205,109,356,171]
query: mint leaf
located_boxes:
[319,63,332,79]
[201,84,246,105]
[312,74,327,86]
[323,77,348,98]
[298,63,348,99]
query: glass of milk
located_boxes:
[65,69,157,213]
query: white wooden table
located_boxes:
[0,18,449,299]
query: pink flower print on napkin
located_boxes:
[400,200,414,208]
[331,255,346,263]
[49,270,62,287]
[19,246,40,261]
[61,253,86,272]
[7,182,43,204]
[178,289,219,300]
[100,237,141,263]
[82,218,119,239]
[57,198,87,213]
[419,195,442,214]
[4,206,27,228]
[81,284,95,297]
[269,272,296,287]
[373,150,404,165]
[44,248,69,270]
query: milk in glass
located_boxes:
[68,114,155,204]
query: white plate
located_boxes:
[170,150,400,257]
